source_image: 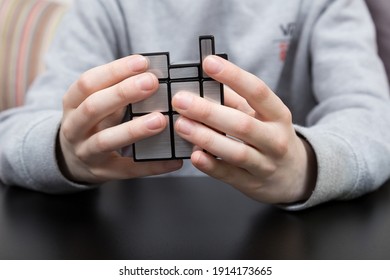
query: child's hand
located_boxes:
[58,55,182,183]
[172,55,316,204]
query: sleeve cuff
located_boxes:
[280,125,361,211]
[21,111,96,194]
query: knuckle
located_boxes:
[115,82,128,103]
[253,80,270,101]
[231,144,251,165]
[74,146,89,163]
[229,66,241,83]
[80,98,97,117]
[280,105,293,123]
[60,119,75,142]
[94,134,111,153]
[272,134,289,157]
[200,131,215,148]
[106,61,124,80]
[198,101,213,119]
[235,116,254,136]
[76,72,95,94]
[106,62,117,76]
[260,161,278,177]
[126,127,137,142]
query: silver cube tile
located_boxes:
[133,116,172,160]
[171,81,200,98]
[172,114,193,158]
[202,80,222,104]
[145,54,169,79]
[170,66,199,80]
[132,83,169,113]
[200,37,214,78]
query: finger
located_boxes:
[203,55,289,122]
[85,155,183,182]
[223,86,255,117]
[191,150,276,202]
[63,55,149,109]
[172,92,278,151]
[80,112,168,160]
[175,116,276,175]
[94,107,127,132]
[191,149,252,186]
[63,73,158,141]
[191,151,286,204]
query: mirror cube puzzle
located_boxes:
[129,35,227,161]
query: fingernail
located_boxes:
[176,117,194,135]
[129,55,148,72]
[173,92,193,110]
[144,113,163,130]
[204,55,224,74]
[135,73,155,91]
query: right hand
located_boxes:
[58,55,183,184]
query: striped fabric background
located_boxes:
[0,0,68,111]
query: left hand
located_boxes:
[172,55,317,204]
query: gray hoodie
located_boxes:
[1,0,390,210]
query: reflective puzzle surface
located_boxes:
[129,35,227,161]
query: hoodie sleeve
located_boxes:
[0,0,127,193]
[285,0,390,210]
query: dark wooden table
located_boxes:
[1,176,389,259]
